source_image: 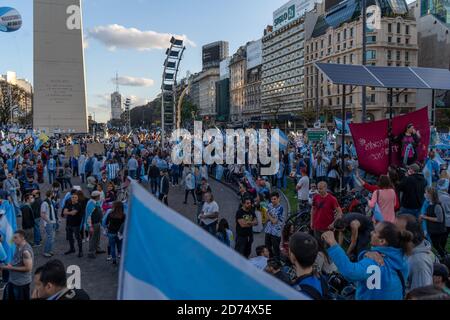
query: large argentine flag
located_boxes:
[272,130,288,151]
[0,200,17,263]
[118,182,306,300]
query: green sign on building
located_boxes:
[307,128,327,142]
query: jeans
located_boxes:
[107,233,122,261]
[129,170,137,180]
[399,207,421,218]
[66,225,83,252]
[33,218,41,245]
[48,170,56,184]
[235,234,253,258]
[150,178,158,194]
[343,176,354,191]
[171,173,179,185]
[80,173,85,184]
[88,223,101,255]
[44,223,56,254]
[265,233,281,259]
[64,178,73,190]
[201,221,217,236]
[184,189,196,204]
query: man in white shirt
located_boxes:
[249,246,270,270]
[296,169,310,210]
[198,192,219,235]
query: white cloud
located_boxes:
[113,76,155,87]
[88,24,196,51]
[129,95,150,107]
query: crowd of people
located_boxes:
[0,124,449,300]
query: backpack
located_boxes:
[294,273,331,300]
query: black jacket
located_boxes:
[21,204,35,229]
[160,175,169,195]
[398,173,427,210]
[148,165,160,179]
[32,198,43,219]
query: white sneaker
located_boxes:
[107,255,112,261]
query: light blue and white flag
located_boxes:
[423,159,433,187]
[434,152,446,166]
[118,182,305,300]
[273,130,288,151]
[0,200,17,263]
[334,117,351,134]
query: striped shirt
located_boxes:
[107,163,120,180]
[314,160,328,178]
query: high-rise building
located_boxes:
[229,46,247,123]
[261,6,310,127]
[304,0,418,122]
[216,58,231,123]
[192,68,220,121]
[245,40,263,124]
[202,41,229,70]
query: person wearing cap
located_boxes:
[85,191,105,259]
[398,163,427,218]
[433,263,450,295]
[437,179,450,241]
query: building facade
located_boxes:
[202,41,230,71]
[0,72,33,125]
[244,40,263,123]
[304,0,418,123]
[193,68,220,120]
[261,15,306,125]
[229,46,247,123]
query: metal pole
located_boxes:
[388,88,393,163]
[341,85,346,194]
[361,0,367,123]
[431,89,436,126]
[161,93,164,144]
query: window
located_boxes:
[388,23,392,33]
[387,50,392,60]
[328,47,331,54]
[405,38,409,45]
[388,36,392,43]
[366,50,376,60]
[405,25,409,35]
[321,39,324,48]
[344,29,347,39]
[337,57,341,64]
[397,37,401,44]
[337,97,340,105]
[367,35,377,43]
[337,32,340,42]
[396,95,400,103]
[397,23,401,33]
[343,56,347,64]
[350,54,354,64]
[328,34,332,45]
[343,42,347,49]
[337,44,340,51]
[349,40,353,47]
[328,98,332,105]
[349,95,353,104]
[405,51,409,61]
[396,50,401,60]
[371,94,376,103]
[388,62,392,66]
[405,94,408,103]
[350,27,354,37]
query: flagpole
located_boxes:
[388,88,393,164]
[341,85,346,194]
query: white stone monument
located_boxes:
[33,0,88,134]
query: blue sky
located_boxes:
[0,0,288,122]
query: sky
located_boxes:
[0,0,288,123]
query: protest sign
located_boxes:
[87,143,105,156]
[65,144,81,158]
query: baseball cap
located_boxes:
[433,263,449,279]
[408,164,420,173]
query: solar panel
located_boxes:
[365,66,429,89]
[410,67,450,90]
[315,63,383,87]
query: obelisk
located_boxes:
[34,0,88,134]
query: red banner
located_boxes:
[349,107,430,175]
[350,119,390,176]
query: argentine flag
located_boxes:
[273,130,288,151]
[0,200,17,263]
[423,160,433,187]
[334,117,351,134]
[118,182,305,300]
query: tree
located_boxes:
[181,100,198,127]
